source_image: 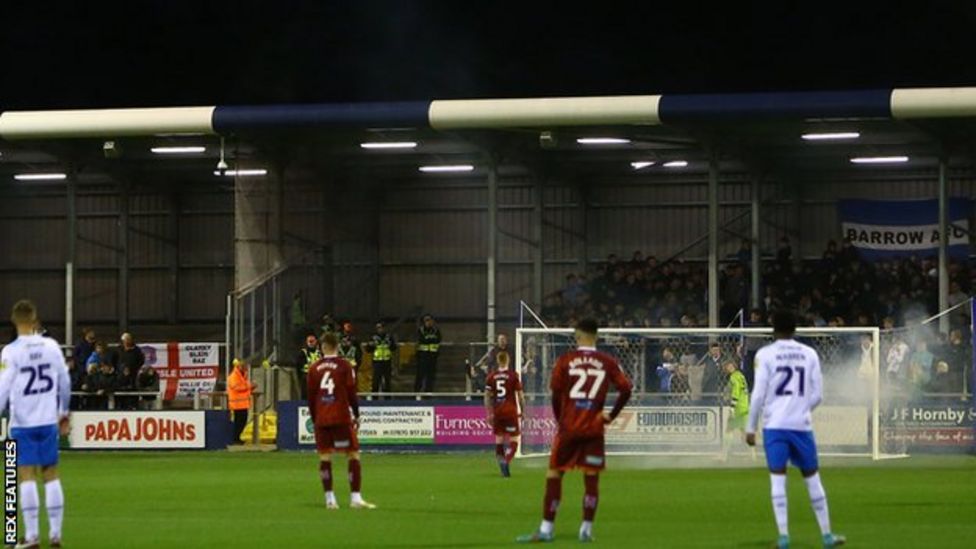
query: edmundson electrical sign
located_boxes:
[608,407,720,445]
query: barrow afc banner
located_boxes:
[838,198,972,260]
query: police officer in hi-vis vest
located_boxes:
[365,321,396,395]
[415,314,442,393]
[295,334,321,399]
[338,322,362,373]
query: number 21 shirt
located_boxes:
[747,339,823,434]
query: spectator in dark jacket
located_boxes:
[90,362,119,410]
[74,328,96,370]
[702,343,725,396]
[927,361,955,395]
[943,329,970,390]
[116,364,138,410]
[472,334,510,389]
[137,365,161,409]
[112,333,145,389]
[66,359,83,410]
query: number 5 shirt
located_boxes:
[747,338,823,434]
[550,346,632,438]
[485,368,522,421]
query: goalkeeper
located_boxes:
[722,360,753,459]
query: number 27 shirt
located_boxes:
[550,347,632,437]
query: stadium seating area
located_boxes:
[548,239,973,330]
[544,240,973,396]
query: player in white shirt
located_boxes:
[0,300,71,549]
[745,310,845,549]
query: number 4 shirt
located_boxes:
[306,355,359,427]
[747,338,823,434]
[550,346,632,438]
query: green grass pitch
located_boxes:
[31,451,976,548]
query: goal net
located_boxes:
[516,327,896,461]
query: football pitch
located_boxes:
[40,451,976,548]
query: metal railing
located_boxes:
[226,269,283,377]
[70,390,163,410]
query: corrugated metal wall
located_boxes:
[0,186,233,339]
[1,171,971,342]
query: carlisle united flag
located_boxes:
[838,198,972,260]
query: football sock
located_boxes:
[45,479,64,540]
[543,476,562,522]
[583,474,599,521]
[349,459,362,493]
[495,444,505,463]
[804,473,831,535]
[20,481,39,542]
[539,520,554,536]
[319,461,333,493]
[506,441,519,464]
[770,474,789,537]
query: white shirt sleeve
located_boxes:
[55,348,71,417]
[808,350,823,410]
[0,352,15,416]
[746,354,767,434]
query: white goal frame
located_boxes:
[515,326,889,460]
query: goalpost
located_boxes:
[515,326,900,461]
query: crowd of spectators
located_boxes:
[542,251,711,330]
[754,237,973,330]
[547,238,973,332]
[69,328,159,410]
[545,237,973,396]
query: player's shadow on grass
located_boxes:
[875,500,971,507]
[737,542,817,549]
[298,503,511,518]
[380,505,511,517]
[370,540,504,547]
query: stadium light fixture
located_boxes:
[418,165,475,173]
[360,141,418,150]
[630,161,655,170]
[151,146,207,154]
[850,156,909,164]
[801,132,861,141]
[663,160,688,168]
[213,169,268,177]
[14,173,67,181]
[577,137,631,145]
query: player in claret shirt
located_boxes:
[517,318,632,543]
[484,351,525,477]
[307,332,376,510]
